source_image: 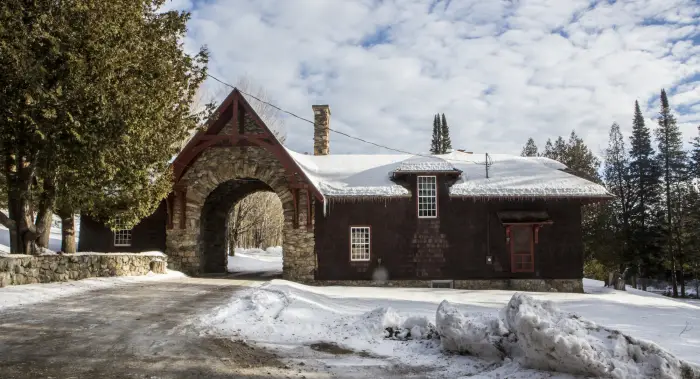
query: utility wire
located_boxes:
[206,73,491,166]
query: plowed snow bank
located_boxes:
[437,294,700,379]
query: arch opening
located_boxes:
[199,178,282,274]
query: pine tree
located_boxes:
[0,0,209,253]
[521,138,539,157]
[543,139,555,159]
[603,123,633,273]
[440,113,452,154]
[628,100,662,290]
[430,114,441,154]
[656,89,687,297]
[691,126,700,180]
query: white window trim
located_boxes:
[113,218,132,247]
[350,226,371,262]
[417,175,438,219]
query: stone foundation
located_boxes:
[307,278,583,293]
[0,253,167,287]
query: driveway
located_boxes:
[0,277,321,379]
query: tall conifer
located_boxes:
[440,113,452,153]
[656,89,687,297]
[628,100,662,288]
[430,114,441,154]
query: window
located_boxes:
[113,218,132,247]
[350,226,370,261]
[510,226,534,272]
[417,176,437,218]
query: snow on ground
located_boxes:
[0,270,185,311]
[197,278,700,378]
[227,246,282,277]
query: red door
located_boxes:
[510,226,534,273]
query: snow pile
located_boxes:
[501,293,700,379]
[199,279,700,377]
[434,293,700,378]
[436,300,511,361]
[351,307,437,340]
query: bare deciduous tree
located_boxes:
[227,192,283,254]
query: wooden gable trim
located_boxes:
[169,89,324,204]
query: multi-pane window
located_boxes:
[417,176,437,218]
[350,226,370,261]
[113,218,132,247]
[510,226,534,272]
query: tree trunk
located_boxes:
[36,210,53,248]
[59,208,76,254]
[35,177,56,249]
[671,258,678,297]
[679,255,686,297]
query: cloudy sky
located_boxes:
[168,0,699,157]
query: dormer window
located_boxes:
[417,176,437,218]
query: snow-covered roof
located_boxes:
[286,149,612,199]
[394,156,459,173]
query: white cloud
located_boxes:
[171,0,700,156]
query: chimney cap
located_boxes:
[312,104,331,115]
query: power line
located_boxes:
[206,73,490,166]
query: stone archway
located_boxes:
[166,146,316,280]
[199,178,274,273]
[164,90,319,281]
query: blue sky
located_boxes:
[168,0,699,156]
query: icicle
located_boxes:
[323,195,329,217]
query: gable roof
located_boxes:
[286,150,612,200]
[173,89,610,202]
[171,89,323,201]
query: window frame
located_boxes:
[349,226,371,262]
[509,225,534,273]
[416,175,438,219]
[113,218,133,247]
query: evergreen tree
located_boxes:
[543,139,555,159]
[691,126,700,180]
[603,123,633,271]
[628,100,662,289]
[440,113,452,153]
[655,89,687,297]
[0,0,209,253]
[521,138,539,157]
[430,114,441,154]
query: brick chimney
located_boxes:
[312,105,330,155]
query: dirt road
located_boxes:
[0,277,323,379]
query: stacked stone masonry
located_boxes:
[168,115,316,280]
[0,253,167,287]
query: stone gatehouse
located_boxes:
[78,88,612,292]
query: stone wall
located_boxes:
[308,279,583,293]
[0,253,167,287]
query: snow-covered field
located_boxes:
[227,246,282,277]
[197,278,700,378]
